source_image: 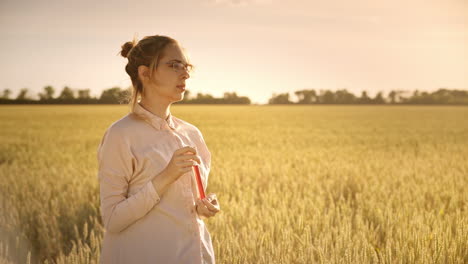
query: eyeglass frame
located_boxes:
[164,60,194,73]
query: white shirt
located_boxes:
[97,102,215,264]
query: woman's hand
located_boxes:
[165,146,201,182]
[152,146,201,195]
[196,193,220,218]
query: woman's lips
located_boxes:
[177,85,185,91]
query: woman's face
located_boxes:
[144,43,191,102]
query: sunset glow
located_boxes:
[1,0,466,104]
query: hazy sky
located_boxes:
[1,0,466,104]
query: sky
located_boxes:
[1,0,466,104]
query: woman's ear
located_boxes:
[138,65,150,83]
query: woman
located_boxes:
[97,35,220,264]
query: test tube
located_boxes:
[192,165,206,199]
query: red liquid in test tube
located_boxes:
[192,165,206,199]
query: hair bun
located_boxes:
[120,41,135,58]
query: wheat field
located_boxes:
[0,105,466,264]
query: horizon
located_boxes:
[2,85,466,104]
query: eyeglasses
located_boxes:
[165,61,193,73]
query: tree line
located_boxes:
[0,86,251,105]
[271,89,468,105]
[1,86,467,105]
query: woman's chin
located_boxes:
[171,93,184,102]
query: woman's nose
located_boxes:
[181,71,190,79]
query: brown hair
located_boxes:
[119,35,179,111]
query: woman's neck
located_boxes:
[139,97,171,121]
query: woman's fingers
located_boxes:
[201,198,220,213]
[195,193,221,218]
[205,193,220,210]
[196,199,216,217]
[176,154,201,165]
[177,160,199,168]
[175,146,197,156]
[196,202,211,217]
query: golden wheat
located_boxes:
[0,105,466,264]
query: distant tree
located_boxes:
[2,89,12,99]
[223,92,238,103]
[294,89,317,104]
[372,91,385,104]
[407,90,432,104]
[120,87,131,104]
[194,93,217,103]
[449,89,468,104]
[431,88,454,104]
[237,96,251,104]
[100,87,129,104]
[358,91,372,104]
[268,93,292,104]
[220,92,250,104]
[334,89,357,104]
[388,90,397,104]
[197,93,213,99]
[16,88,29,100]
[420,91,431,104]
[182,89,191,101]
[38,85,55,100]
[77,89,91,99]
[319,90,335,104]
[58,86,75,100]
[396,90,409,103]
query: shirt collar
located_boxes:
[132,102,177,131]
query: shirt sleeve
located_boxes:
[97,126,161,233]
